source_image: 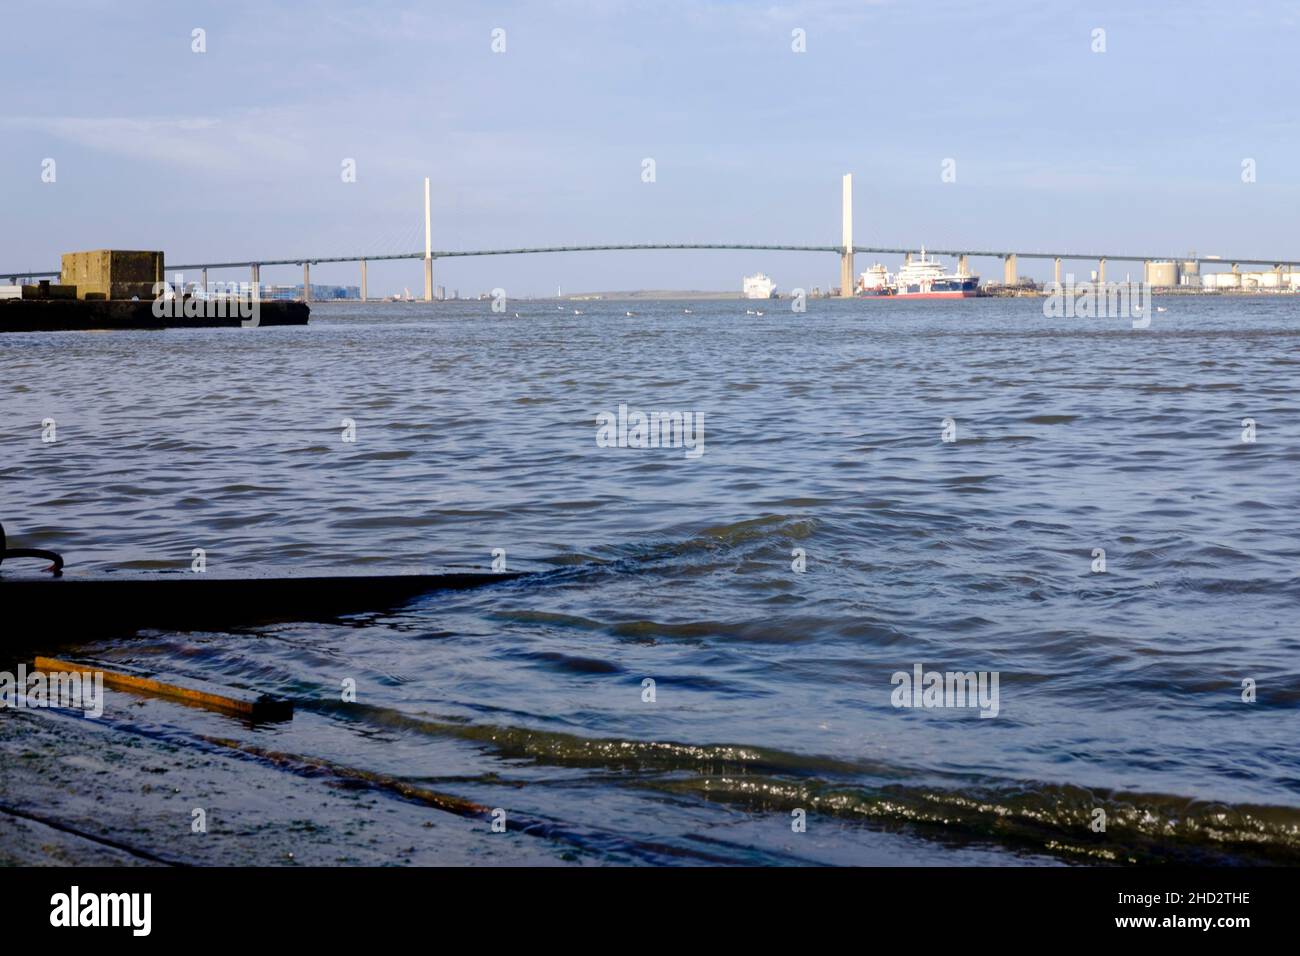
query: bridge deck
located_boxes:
[7,243,1300,280]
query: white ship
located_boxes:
[892,247,979,298]
[743,273,776,299]
[857,263,892,296]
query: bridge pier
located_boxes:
[303,262,311,303]
[250,264,260,300]
[958,254,969,276]
[201,268,208,296]
[1002,254,1017,285]
[1054,257,1061,286]
[839,173,853,297]
[424,176,434,302]
[1098,258,1106,284]
[361,259,368,302]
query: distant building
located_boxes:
[319,285,360,300]
[1144,261,1179,288]
[1201,269,1298,291]
[743,273,776,299]
[255,284,360,301]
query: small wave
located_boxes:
[514,650,625,675]
[1023,414,1078,425]
[354,450,415,461]
[304,701,1300,864]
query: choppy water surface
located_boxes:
[3,296,1299,865]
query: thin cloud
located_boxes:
[0,112,314,175]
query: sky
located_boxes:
[2,0,1299,296]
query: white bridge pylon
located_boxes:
[840,173,854,298]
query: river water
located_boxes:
[2,296,1298,865]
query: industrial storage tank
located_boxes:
[1214,272,1241,289]
[1257,271,1282,288]
[1145,261,1179,287]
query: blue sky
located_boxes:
[2,0,1299,295]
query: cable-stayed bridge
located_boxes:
[6,176,1299,298]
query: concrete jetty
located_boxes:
[0,296,309,332]
[0,249,310,332]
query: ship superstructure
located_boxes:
[743,273,776,299]
[892,247,979,298]
[855,248,980,298]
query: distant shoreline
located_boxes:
[539,290,756,301]
[318,288,1300,304]
[323,291,799,303]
